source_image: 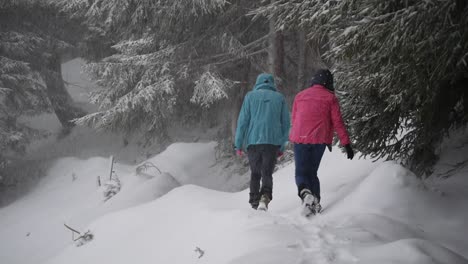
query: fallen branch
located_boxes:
[136,161,162,175]
[64,223,81,236]
[194,247,205,259]
[437,159,468,178]
[64,223,94,246]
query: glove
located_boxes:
[344,144,354,160]
[277,151,284,158]
[236,149,243,157]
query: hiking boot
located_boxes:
[300,189,317,216]
[315,203,322,214]
[249,192,260,210]
[257,194,271,211]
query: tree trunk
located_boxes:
[231,60,251,143]
[274,32,285,79]
[456,0,466,13]
[297,29,306,91]
[42,53,84,130]
[268,13,286,94]
[268,20,285,77]
[268,18,276,74]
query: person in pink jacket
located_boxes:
[290,69,354,216]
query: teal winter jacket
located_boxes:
[235,73,291,152]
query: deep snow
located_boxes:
[1,141,467,264]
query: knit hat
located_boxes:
[309,69,334,91]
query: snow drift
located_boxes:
[1,141,467,264]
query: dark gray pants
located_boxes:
[247,144,279,207]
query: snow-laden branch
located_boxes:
[190,71,234,108]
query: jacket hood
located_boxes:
[309,69,334,91]
[254,73,276,91]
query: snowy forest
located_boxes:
[1,0,468,264]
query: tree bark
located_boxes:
[267,12,286,95]
[297,29,306,91]
[268,19,285,78]
[231,60,251,143]
[274,32,285,78]
[268,18,276,74]
[42,53,84,130]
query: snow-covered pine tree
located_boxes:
[0,57,48,159]
[191,71,235,108]
[73,40,177,141]
[59,0,322,150]
[0,0,87,186]
[258,0,468,175]
[59,0,268,143]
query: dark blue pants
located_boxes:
[247,144,278,207]
[294,144,326,202]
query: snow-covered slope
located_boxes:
[0,142,239,264]
[1,141,468,264]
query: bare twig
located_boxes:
[63,80,88,89]
[437,159,468,178]
[108,156,114,180]
[64,223,94,244]
[194,247,205,259]
[136,161,162,175]
[64,223,81,235]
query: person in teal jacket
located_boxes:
[235,73,290,211]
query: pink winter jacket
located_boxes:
[289,84,350,146]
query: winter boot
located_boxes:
[249,193,260,210]
[257,194,271,211]
[315,201,322,214]
[300,189,318,216]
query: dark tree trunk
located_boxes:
[297,29,306,92]
[456,0,466,13]
[268,19,285,80]
[274,32,285,79]
[42,53,84,130]
[231,60,251,143]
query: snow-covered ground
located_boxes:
[1,141,467,264]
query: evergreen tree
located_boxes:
[59,0,323,150]
[60,0,268,143]
[0,0,86,178]
[257,0,468,174]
